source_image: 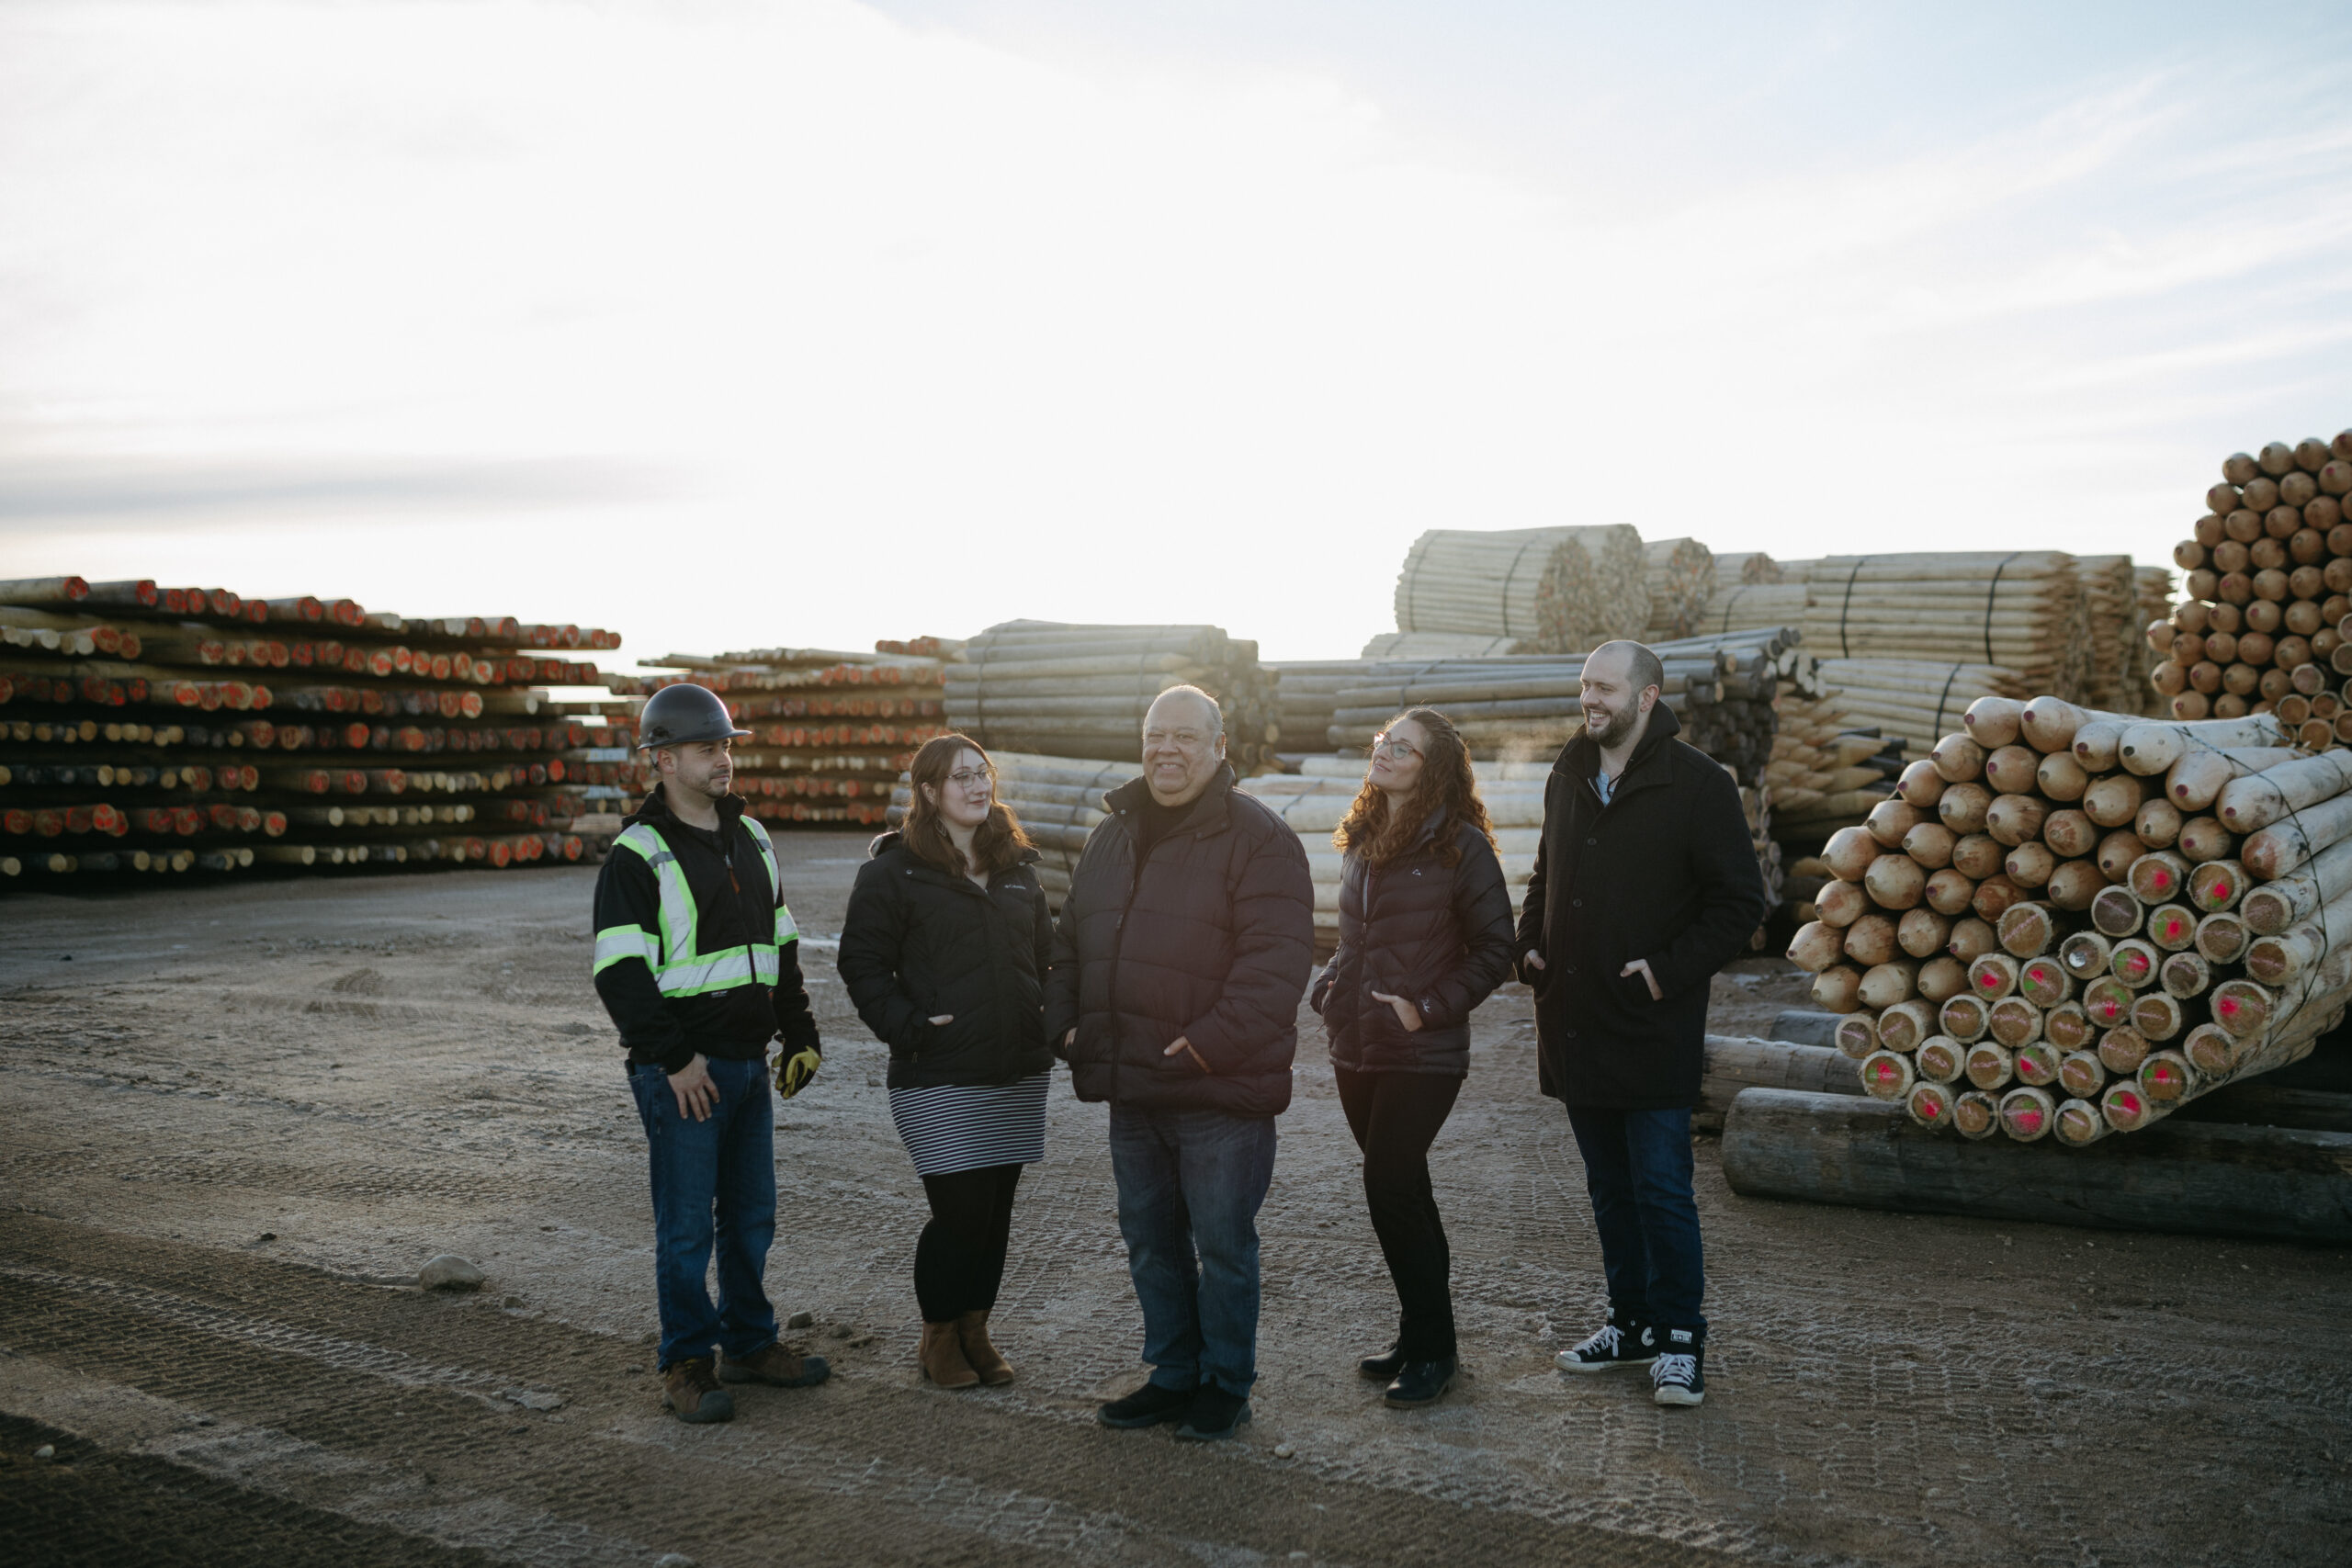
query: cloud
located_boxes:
[0,0,2346,662]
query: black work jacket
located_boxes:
[837,830,1055,1090]
[1312,812,1518,1077]
[1046,764,1315,1118]
[1517,703,1769,1109]
[591,788,820,1076]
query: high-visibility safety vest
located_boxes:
[593,817,798,996]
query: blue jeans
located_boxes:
[1565,1105,1706,1338]
[628,1056,779,1371]
[1108,1104,1277,1398]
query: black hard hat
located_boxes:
[636,682,751,750]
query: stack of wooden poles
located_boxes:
[0,576,616,881]
[1783,694,2352,1146]
[945,622,1280,773]
[1388,527,1650,653]
[2151,432,2352,737]
[611,645,948,829]
[1639,538,1717,642]
[1801,553,2094,702]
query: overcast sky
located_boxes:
[4,0,2349,664]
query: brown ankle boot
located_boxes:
[956,1310,1013,1385]
[920,1320,979,1389]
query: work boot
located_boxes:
[1172,1385,1252,1442]
[661,1358,734,1424]
[920,1320,980,1389]
[1096,1380,1194,1429]
[955,1311,1014,1386]
[1383,1358,1456,1408]
[719,1341,831,1388]
[1357,1342,1407,1382]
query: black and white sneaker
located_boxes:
[1650,1329,1705,1406]
[1554,1316,1656,1374]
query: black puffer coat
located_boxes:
[1517,702,1770,1110]
[837,830,1055,1090]
[1311,811,1518,1077]
[1046,764,1315,1118]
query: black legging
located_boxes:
[915,1163,1023,1323]
[1334,1066,1463,1360]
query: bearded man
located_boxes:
[1518,640,1768,1408]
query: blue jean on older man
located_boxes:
[1109,1103,1278,1399]
[628,1056,780,1371]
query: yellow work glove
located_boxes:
[775,1046,822,1100]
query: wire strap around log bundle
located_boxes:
[1835,557,1874,660]
[1498,536,1544,640]
[1931,662,1964,739]
[1982,552,2020,667]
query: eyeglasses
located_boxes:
[1371,734,1420,761]
[946,769,993,788]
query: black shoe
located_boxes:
[1383,1358,1455,1408]
[1357,1343,1406,1382]
[1555,1315,1656,1374]
[1650,1329,1705,1407]
[1172,1384,1252,1441]
[1097,1381,1195,1429]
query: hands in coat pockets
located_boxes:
[1369,991,1422,1032]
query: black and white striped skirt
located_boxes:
[888,1072,1050,1177]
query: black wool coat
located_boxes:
[1046,764,1316,1118]
[1517,702,1770,1110]
[1311,812,1519,1077]
[837,830,1056,1090]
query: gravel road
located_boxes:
[2,831,2346,1566]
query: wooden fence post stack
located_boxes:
[0,577,619,882]
[1781,691,2352,1145]
[2150,431,2352,742]
[1389,527,1651,653]
[944,622,1280,773]
[607,642,951,830]
[1640,537,1717,642]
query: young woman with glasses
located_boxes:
[1309,707,1518,1407]
[839,733,1054,1391]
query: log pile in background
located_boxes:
[1358,631,1543,658]
[610,644,949,829]
[1389,526,1650,654]
[945,622,1280,772]
[1782,694,2352,1147]
[1802,553,2093,701]
[1713,553,1784,585]
[2151,431,2352,735]
[1639,537,1716,642]
[0,576,616,882]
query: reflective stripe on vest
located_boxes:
[592,817,797,997]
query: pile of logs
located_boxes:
[1783,694,2352,1146]
[945,622,1280,772]
[1388,527,1650,654]
[1801,553,2094,701]
[0,576,615,882]
[1639,538,1717,642]
[2151,432,2352,730]
[611,644,948,829]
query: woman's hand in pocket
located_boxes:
[927,1014,954,1025]
[1370,991,1422,1032]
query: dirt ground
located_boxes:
[2,829,2347,1568]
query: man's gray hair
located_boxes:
[1591,639,1665,697]
[1148,683,1226,738]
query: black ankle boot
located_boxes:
[1357,1343,1406,1382]
[1383,1358,1456,1408]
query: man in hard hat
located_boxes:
[593,681,830,1424]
